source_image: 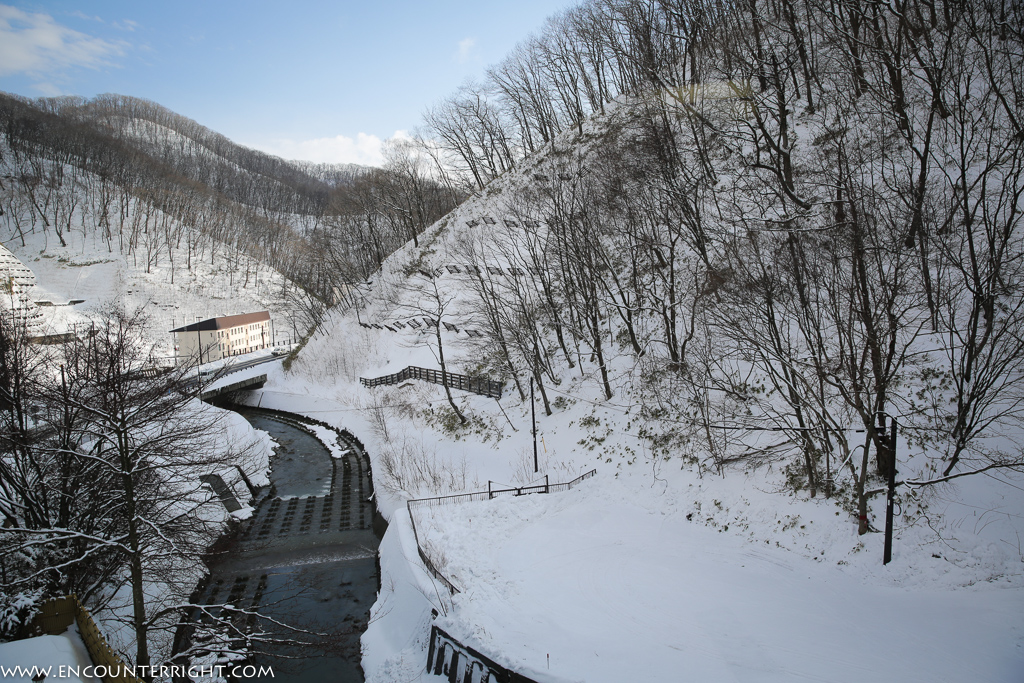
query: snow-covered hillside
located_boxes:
[262,156,1024,681]
[4,1,1020,676]
[6,225,297,357]
[0,140,306,356]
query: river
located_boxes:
[186,407,384,682]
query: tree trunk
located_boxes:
[435,323,466,424]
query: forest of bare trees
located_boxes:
[0,93,462,325]
[1,0,1020,617]
[423,0,1023,530]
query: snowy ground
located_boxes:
[4,146,1021,682]
[0,622,99,683]
[4,223,297,357]
[262,187,1024,682]
[243,363,1024,683]
[417,482,1024,683]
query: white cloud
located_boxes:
[457,37,477,64]
[0,4,126,79]
[253,131,411,167]
[70,11,103,23]
[32,81,64,97]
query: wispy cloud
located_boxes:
[70,10,103,23]
[254,131,410,167]
[0,4,127,81]
[31,81,64,97]
[456,37,477,64]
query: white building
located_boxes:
[172,311,272,364]
[0,242,44,333]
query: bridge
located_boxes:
[200,373,267,401]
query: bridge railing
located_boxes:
[428,623,544,683]
[200,373,267,400]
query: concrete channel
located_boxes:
[181,407,384,682]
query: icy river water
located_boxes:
[192,408,384,682]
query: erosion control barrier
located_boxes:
[360,366,504,399]
[33,595,144,683]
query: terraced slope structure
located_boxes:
[186,408,383,683]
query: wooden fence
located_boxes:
[360,366,504,399]
[33,595,144,683]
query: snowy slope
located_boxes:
[5,86,1017,682]
[4,219,298,357]
[420,485,1023,683]
[267,127,1024,681]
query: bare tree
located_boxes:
[0,306,265,677]
[391,272,468,424]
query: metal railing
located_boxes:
[408,469,596,511]
[360,365,504,399]
[199,373,267,400]
[408,519,461,595]
[405,469,597,595]
[428,623,543,683]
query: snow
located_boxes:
[5,180,1019,681]
[229,505,255,521]
[243,251,1024,682]
[259,172,1024,682]
[0,622,100,683]
[306,422,352,459]
[5,102,1023,683]
[244,364,1024,683]
[2,205,297,359]
[92,397,276,667]
[362,511,442,683]
[417,481,1024,683]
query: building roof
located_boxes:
[171,311,270,333]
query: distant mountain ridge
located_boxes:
[2,92,366,218]
[0,91,462,326]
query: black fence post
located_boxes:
[531,377,538,473]
[427,625,438,674]
[882,414,898,565]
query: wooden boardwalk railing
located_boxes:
[360,366,503,399]
[33,595,144,683]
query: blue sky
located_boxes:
[0,1,578,165]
